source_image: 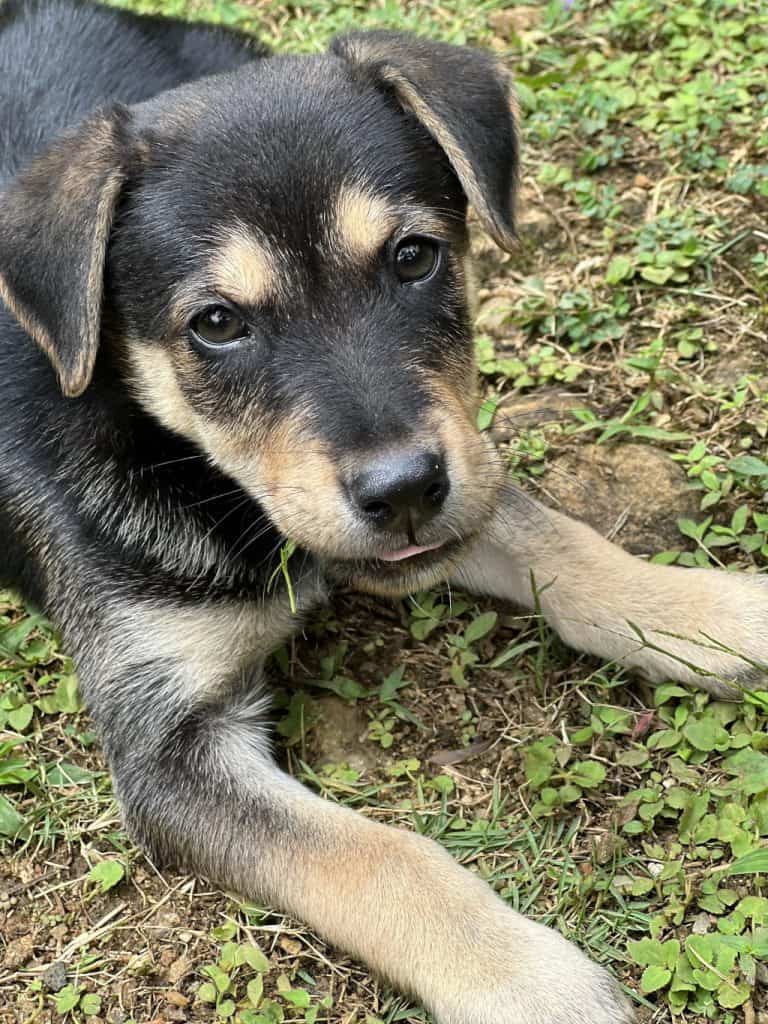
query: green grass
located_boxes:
[2,0,768,1022]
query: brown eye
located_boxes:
[190,305,249,347]
[394,236,440,283]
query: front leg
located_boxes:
[61,586,632,1024]
[453,489,768,697]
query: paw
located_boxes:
[395,846,634,1024]
[329,825,632,1024]
[426,914,634,1024]
[626,568,768,697]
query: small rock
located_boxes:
[152,910,181,939]
[311,697,378,773]
[279,936,302,956]
[488,7,540,35]
[493,388,591,441]
[167,955,192,985]
[544,443,699,554]
[126,952,154,976]
[3,933,34,969]
[41,961,68,992]
[620,186,649,219]
[615,800,640,828]
[594,832,622,865]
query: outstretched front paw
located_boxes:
[620,568,768,697]
[427,911,634,1024]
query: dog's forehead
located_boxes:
[144,54,462,247]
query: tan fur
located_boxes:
[46,120,124,392]
[127,351,345,543]
[125,342,201,441]
[454,496,768,697]
[210,223,279,308]
[333,186,452,259]
[124,339,352,554]
[99,594,314,708]
[334,186,398,258]
[53,117,118,203]
[227,789,632,1024]
[220,416,349,557]
[431,382,502,504]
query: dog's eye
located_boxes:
[394,237,440,283]
[190,305,249,347]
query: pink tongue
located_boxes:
[379,542,443,563]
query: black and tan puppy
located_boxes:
[1,2,766,1020]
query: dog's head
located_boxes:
[0,31,518,595]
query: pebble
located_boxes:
[279,936,302,956]
[167,954,192,984]
[41,960,68,992]
[2,934,34,969]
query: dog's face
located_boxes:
[0,32,519,595]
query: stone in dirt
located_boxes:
[542,443,699,555]
[41,960,68,992]
[311,696,378,773]
[492,388,592,441]
[166,954,192,985]
[2,933,34,969]
[489,7,541,35]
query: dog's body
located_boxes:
[1,4,766,1021]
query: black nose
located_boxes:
[349,451,449,531]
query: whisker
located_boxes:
[149,453,207,470]
[183,487,244,509]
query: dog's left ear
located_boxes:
[331,31,519,251]
[0,106,131,397]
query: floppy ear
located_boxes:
[0,106,131,397]
[330,31,519,251]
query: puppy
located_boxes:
[1,2,765,1021]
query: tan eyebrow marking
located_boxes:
[335,186,399,257]
[334,185,457,262]
[209,223,279,308]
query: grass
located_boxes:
[2,0,768,1021]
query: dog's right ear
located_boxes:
[0,106,131,397]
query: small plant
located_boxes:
[522,735,607,816]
